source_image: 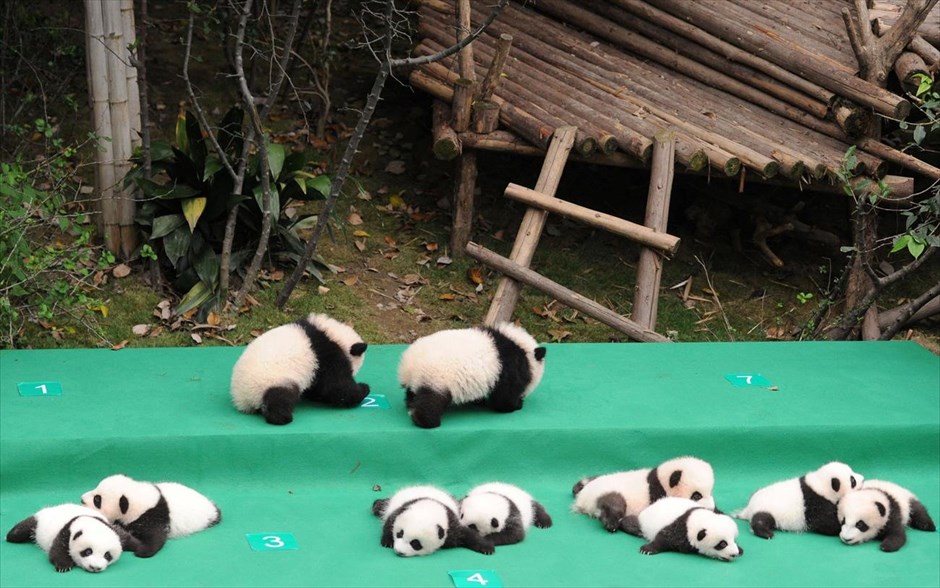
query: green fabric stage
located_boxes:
[1,341,938,587]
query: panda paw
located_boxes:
[639,544,660,556]
[55,565,73,573]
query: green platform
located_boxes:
[1,342,938,587]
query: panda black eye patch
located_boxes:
[93,495,101,509]
[410,539,422,551]
[104,552,112,562]
[490,517,499,528]
[468,523,477,530]
[80,548,93,558]
[856,521,869,532]
[715,540,728,550]
[396,530,404,539]
[691,491,703,501]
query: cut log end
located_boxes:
[723,157,742,177]
[433,138,462,160]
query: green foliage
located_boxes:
[0,122,106,348]
[129,109,331,317]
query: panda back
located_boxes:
[398,329,501,404]
[638,497,697,539]
[572,469,652,517]
[34,504,105,552]
[230,323,318,411]
[468,482,535,530]
[157,483,220,538]
[863,480,914,525]
[385,486,459,521]
[741,478,806,529]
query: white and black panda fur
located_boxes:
[81,474,221,558]
[397,323,546,428]
[231,313,370,425]
[372,485,494,557]
[733,461,863,539]
[459,482,553,546]
[5,504,141,573]
[837,479,936,552]
[572,456,716,532]
[620,497,743,561]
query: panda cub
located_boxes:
[572,456,716,532]
[621,497,743,561]
[734,461,863,539]
[397,323,546,428]
[459,482,553,546]
[5,504,140,573]
[372,485,494,557]
[231,313,371,425]
[81,474,221,557]
[837,479,936,552]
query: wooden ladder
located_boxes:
[466,126,680,342]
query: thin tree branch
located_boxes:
[879,282,940,340]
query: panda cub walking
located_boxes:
[459,482,553,546]
[397,323,546,428]
[837,479,936,552]
[231,313,371,425]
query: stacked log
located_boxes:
[410,0,940,184]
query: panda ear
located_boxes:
[437,525,445,540]
[876,502,887,517]
[697,529,707,542]
[534,347,546,361]
[350,342,367,356]
[669,470,682,488]
[119,495,129,515]
[831,478,841,492]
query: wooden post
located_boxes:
[431,100,461,160]
[451,0,475,132]
[484,126,577,325]
[84,1,116,252]
[468,242,670,342]
[633,131,676,330]
[449,151,477,256]
[120,0,141,151]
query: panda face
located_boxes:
[459,493,510,537]
[67,518,123,573]
[838,489,887,545]
[392,503,449,557]
[81,474,158,525]
[660,457,716,506]
[811,462,864,503]
[688,511,743,561]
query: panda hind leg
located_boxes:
[329,381,371,408]
[408,388,452,429]
[261,385,301,425]
[533,501,553,528]
[5,516,37,543]
[620,515,642,536]
[908,499,936,532]
[750,512,777,539]
[597,492,627,533]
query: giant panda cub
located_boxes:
[837,479,936,552]
[397,323,546,428]
[459,482,553,546]
[81,474,221,558]
[734,461,863,539]
[572,456,716,532]
[5,503,141,573]
[621,497,743,561]
[231,313,371,425]
[372,485,495,557]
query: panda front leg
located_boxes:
[261,385,301,425]
[596,492,627,533]
[879,528,907,552]
[408,388,452,429]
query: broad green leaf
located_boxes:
[913,124,926,145]
[908,238,925,259]
[289,214,319,233]
[175,280,213,316]
[305,173,332,198]
[182,197,207,232]
[890,235,910,254]
[175,111,189,157]
[192,246,220,290]
[203,155,223,182]
[164,225,191,268]
[253,184,280,221]
[150,141,175,162]
[267,142,286,179]
[151,214,186,239]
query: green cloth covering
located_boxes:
[1,341,937,587]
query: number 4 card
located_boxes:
[449,570,502,588]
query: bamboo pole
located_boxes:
[633,131,676,330]
[503,183,680,254]
[468,242,671,342]
[101,0,136,257]
[485,126,577,325]
[84,1,117,251]
[451,0,475,132]
[120,0,141,150]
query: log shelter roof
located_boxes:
[409,0,940,185]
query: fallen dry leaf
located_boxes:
[401,274,423,285]
[343,276,359,286]
[439,293,456,301]
[384,236,397,247]
[353,230,370,238]
[548,329,572,342]
[148,326,164,338]
[467,267,484,285]
[388,193,407,210]
[112,263,132,278]
[385,160,406,175]
[191,333,203,344]
[355,239,366,252]
[250,329,264,338]
[348,212,363,226]
[425,242,439,252]
[318,285,330,295]
[132,324,150,337]
[111,339,129,350]
[207,311,221,326]
[436,255,453,266]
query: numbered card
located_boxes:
[724,373,772,387]
[449,570,502,588]
[245,532,298,551]
[360,393,390,409]
[17,381,63,397]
